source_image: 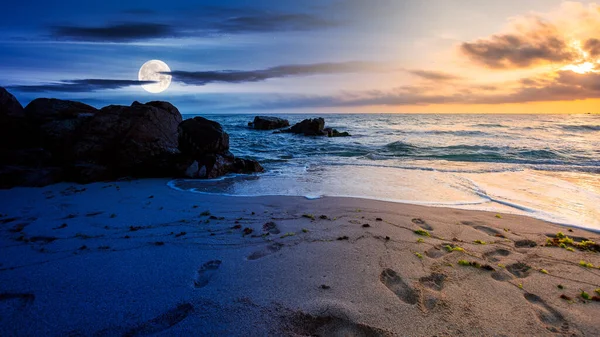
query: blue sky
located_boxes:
[2,0,600,113]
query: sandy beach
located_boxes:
[0,179,599,336]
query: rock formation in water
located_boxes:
[277,117,351,137]
[248,116,290,130]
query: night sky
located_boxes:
[2,0,600,113]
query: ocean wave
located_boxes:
[472,123,506,128]
[559,124,600,132]
[381,141,580,165]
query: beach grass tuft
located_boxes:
[414,229,430,237]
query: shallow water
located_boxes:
[170,114,600,231]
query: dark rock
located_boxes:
[249,116,290,130]
[0,87,24,118]
[74,101,182,177]
[178,116,229,156]
[285,118,326,136]
[324,128,351,137]
[0,87,263,188]
[0,88,27,150]
[23,98,99,162]
[24,98,97,123]
[232,158,264,174]
[0,166,63,188]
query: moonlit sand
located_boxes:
[1,180,599,335]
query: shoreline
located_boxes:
[1,179,599,336]
[168,177,600,234]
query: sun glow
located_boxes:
[562,62,597,74]
[560,40,598,74]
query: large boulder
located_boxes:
[23,98,99,161]
[286,118,326,136]
[74,101,182,177]
[178,116,229,156]
[249,116,290,130]
[0,87,264,188]
[324,128,351,137]
[0,88,27,151]
[178,117,263,178]
[24,98,97,123]
[0,87,24,118]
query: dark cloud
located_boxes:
[49,7,335,42]
[9,79,156,93]
[408,70,463,81]
[51,23,176,42]
[460,19,577,68]
[167,62,383,85]
[584,38,600,57]
[214,13,334,33]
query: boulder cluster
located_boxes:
[250,116,351,137]
[0,88,262,188]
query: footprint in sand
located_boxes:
[247,243,283,260]
[419,273,446,291]
[506,262,531,278]
[262,222,281,235]
[490,270,513,282]
[0,293,35,311]
[482,248,511,262]
[523,293,568,330]
[412,218,433,231]
[123,303,194,336]
[461,221,503,236]
[380,269,418,305]
[514,239,537,248]
[285,312,391,336]
[194,260,221,288]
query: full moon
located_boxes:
[138,60,172,93]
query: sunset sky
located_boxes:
[2,0,600,113]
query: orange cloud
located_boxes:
[460,3,600,69]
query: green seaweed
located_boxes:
[302,228,309,233]
[566,247,574,252]
[414,252,423,259]
[414,229,431,237]
[518,283,523,289]
[581,290,592,300]
[416,238,425,243]
[595,288,600,295]
[444,245,464,252]
[473,240,487,245]
[280,232,296,238]
[556,232,566,239]
[302,214,315,220]
[539,269,549,274]
[495,214,502,219]
[458,260,471,266]
[579,260,594,268]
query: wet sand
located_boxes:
[0,179,599,336]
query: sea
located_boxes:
[169,114,600,232]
